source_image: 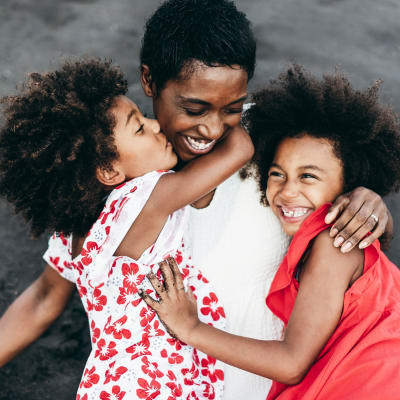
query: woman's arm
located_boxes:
[326,187,393,252]
[0,265,75,367]
[141,233,363,384]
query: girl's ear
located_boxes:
[140,64,156,97]
[96,166,125,187]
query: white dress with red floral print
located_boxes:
[43,170,226,400]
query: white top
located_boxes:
[186,171,290,400]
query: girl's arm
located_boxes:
[141,230,364,385]
[0,265,74,367]
[115,125,254,259]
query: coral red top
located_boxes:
[266,204,400,400]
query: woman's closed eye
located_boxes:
[184,108,206,116]
[300,173,319,181]
[268,170,284,178]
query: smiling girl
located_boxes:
[141,65,400,399]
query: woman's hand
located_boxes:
[139,258,200,343]
[325,187,393,252]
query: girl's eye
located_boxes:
[268,171,284,178]
[135,123,144,134]
[184,108,206,116]
[301,173,318,180]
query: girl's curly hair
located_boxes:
[242,64,400,204]
[0,58,128,237]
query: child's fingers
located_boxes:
[187,287,197,303]
[138,289,160,311]
[146,272,167,301]
[167,257,185,291]
[159,259,176,292]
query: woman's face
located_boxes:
[142,62,248,163]
[266,135,344,236]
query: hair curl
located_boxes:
[140,0,256,91]
[242,64,400,204]
[0,58,128,237]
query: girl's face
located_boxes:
[266,135,344,236]
[110,95,177,180]
[142,62,248,163]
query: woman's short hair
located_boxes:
[140,0,256,91]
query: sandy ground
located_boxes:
[0,0,399,398]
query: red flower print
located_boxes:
[201,356,224,383]
[181,363,199,385]
[167,370,177,381]
[104,361,128,384]
[174,250,183,265]
[140,306,155,327]
[136,378,161,399]
[197,272,209,283]
[49,256,60,267]
[77,277,87,299]
[201,381,215,399]
[200,293,225,321]
[88,287,107,312]
[166,381,183,399]
[126,337,151,360]
[81,241,99,266]
[167,338,182,351]
[72,260,84,275]
[99,199,118,225]
[58,232,68,246]
[121,262,145,290]
[113,196,129,222]
[79,366,99,389]
[76,394,88,400]
[141,356,164,379]
[117,285,141,307]
[193,349,200,366]
[95,339,118,361]
[90,320,100,344]
[160,349,184,365]
[105,315,131,340]
[144,319,165,339]
[100,385,126,400]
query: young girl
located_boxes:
[141,65,400,399]
[0,59,253,399]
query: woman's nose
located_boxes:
[197,113,225,140]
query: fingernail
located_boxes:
[330,228,339,237]
[325,212,334,224]
[341,242,352,253]
[333,236,344,247]
[359,241,368,249]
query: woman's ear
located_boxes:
[140,64,156,97]
[96,166,125,187]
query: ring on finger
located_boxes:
[370,213,379,224]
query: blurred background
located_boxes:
[0,0,399,398]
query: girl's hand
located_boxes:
[325,187,393,252]
[139,258,200,343]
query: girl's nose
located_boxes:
[146,117,161,134]
[280,181,299,199]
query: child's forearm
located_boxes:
[0,265,74,367]
[147,125,254,215]
[186,321,305,385]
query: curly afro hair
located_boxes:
[242,64,400,204]
[0,58,128,237]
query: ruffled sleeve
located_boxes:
[43,232,76,283]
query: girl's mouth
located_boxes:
[279,206,313,223]
[183,135,216,154]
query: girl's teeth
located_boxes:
[282,208,308,218]
[186,136,215,150]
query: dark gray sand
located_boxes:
[0,0,399,398]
